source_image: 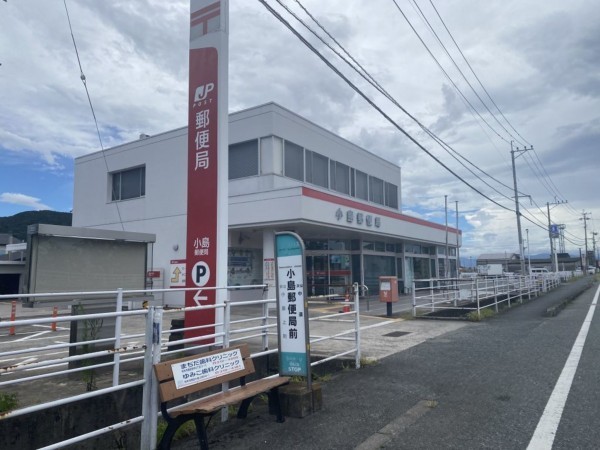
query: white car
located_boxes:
[588,267,596,275]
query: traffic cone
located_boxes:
[343,293,350,313]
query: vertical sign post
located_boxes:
[185,0,229,341]
[275,232,311,386]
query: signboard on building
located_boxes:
[275,232,310,377]
[185,0,228,341]
[170,260,187,288]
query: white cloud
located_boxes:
[0,0,598,257]
[0,193,51,211]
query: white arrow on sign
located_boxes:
[193,290,208,306]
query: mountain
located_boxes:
[0,211,72,242]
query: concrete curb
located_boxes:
[545,279,594,317]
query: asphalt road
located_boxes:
[191,278,599,450]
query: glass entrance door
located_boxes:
[306,255,328,296]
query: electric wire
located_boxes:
[428,0,532,147]
[287,0,518,202]
[63,0,125,231]
[406,0,526,146]
[389,0,511,145]
[259,0,514,212]
[267,0,586,254]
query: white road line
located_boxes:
[33,324,70,331]
[527,284,600,449]
[14,331,51,342]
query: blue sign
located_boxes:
[550,224,559,238]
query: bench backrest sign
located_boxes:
[275,232,311,380]
[171,347,244,389]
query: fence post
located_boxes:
[112,288,123,387]
[140,306,161,450]
[9,300,17,336]
[429,279,434,312]
[412,281,417,317]
[261,286,269,351]
[221,299,232,423]
[354,283,361,369]
[493,278,499,313]
[223,298,231,349]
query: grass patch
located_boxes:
[466,308,496,321]
[0,392,18,413]
[359,357,378,367]
[157,418,198,444]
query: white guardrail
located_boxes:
[411,272,572,318]
[0,284,363,449]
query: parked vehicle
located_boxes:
[477,264,503,276]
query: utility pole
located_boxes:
[547,200,567,272]
[526,228,531,274]
[455,200,460,277]
[580,211,590,270]
[593,232,598,268]
[444,195,449,278]
[511,142,533,275]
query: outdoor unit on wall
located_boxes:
[22,224,156,306]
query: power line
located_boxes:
[284,0,517,203]
[427,0,532,146]
[389,0,511,145]
[63,0,125,231]
[405,0,526,146]
[260,0,514,213]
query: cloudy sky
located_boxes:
[1,0,599,259]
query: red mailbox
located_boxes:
[379,276,399,303]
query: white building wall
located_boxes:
[73,103,460,305]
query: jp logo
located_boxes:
[194,83,214,104]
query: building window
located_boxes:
[305,150,329,188]
[385,182,398,209]
[330,161,350,195]
[111,166,145,201]
[284,141,304,181]
[369,176,384,205]
[229,140,259,179]
[355,170,368,200]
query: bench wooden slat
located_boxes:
[154,344,256,402]
[154,343,290,449]
[167,377,291,417]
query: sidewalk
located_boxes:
[172,276,595,449]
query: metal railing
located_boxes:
[0,283,362,449]
[411,273,570,319]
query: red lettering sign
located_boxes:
[185,46,219,340]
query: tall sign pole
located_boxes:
[185,0,229,340]
[547,200,567,272]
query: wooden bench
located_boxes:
[154,343,290,450]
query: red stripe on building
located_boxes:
[301,186,460,234]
